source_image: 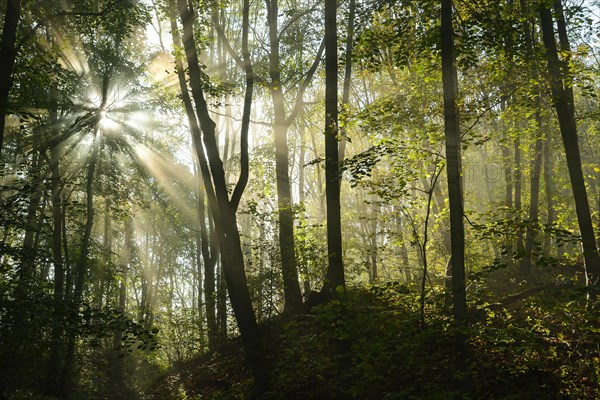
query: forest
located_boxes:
[0,0,600,398]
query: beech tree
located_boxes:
[175,0,268,392]
[322,0,344,296]
[539,0,600,286]
[0,0,20,156]
[441,0,467,366]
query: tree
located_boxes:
[168,4,220,353]
[0,0,20,156]
[211,0,324,312]
[441,0,468,370]
[322,0,344,296]
[539,0,600,285]
[175,0,268,393]
[266,0,305,312]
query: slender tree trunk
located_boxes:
[170,10,219,352]
[500,136,515,264]
[207,208,221,347]
[441,0,468,372]
[338,0,355,163]
[45,118,64,396]
[97,204,112,308]
[107,216,131,398]
[419,185,435,324]
[266,0,303,313]
[76,133,99,288]
[0,0,20,156]
[217,260,227,342]
[322,0,345,296]
[60,128,100,396]
[539,3,600,284]
[553,0,574,116]
[369,198,379,283]
[192,165,206,347]
[502,143,513,208]
[499,99,513,211]
[298,118,306,207]
[63,195,72,299]
[147,236,164,328]
[256,221,266,321]
[177,0,268,393]
[514,138,525,259]
[21,139,43,278]
[140,244,149,323]
[543,129,555,253]
[521,125,544,274]
[297,116,312,295]
[396,213,411,282]
[519,1,542,275]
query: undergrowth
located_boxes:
[148,282,600,400]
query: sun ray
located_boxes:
[131,141,198,225]
[147,52,180,92]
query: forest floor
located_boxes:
[147,270,600,400]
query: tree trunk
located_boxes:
[204,201,219,350]
[177,0,268,393]
[0,0,20,156]
[60,128,100,396]
[369,198,379,283]
[322,0,345,296]
[169,10,220,352]
[521,133,543,274]
[21,136,44,278]
[543,129,555,253]
[519,4,542,275]
[266,0,303,313]
[552,0,575,116]
[396,213,411,282]
[539,3,600,284]
[501,142,513,208]
[441,0,468,372]
[45,113,65,396]
[338,0,355,163]
[216,260,227,343]
[195,165,209,346]
[514,138,525,260]
[257,220,267,321]
[107,216,131,398]
[63,194,72,299]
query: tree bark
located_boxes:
[501,142,513,208]
[0,0,20,156]
[338,0,355,163]
[199,177,219,351]
[60,127,101,396]
[441,0,468,371]
[514,138,525,260]
[519,3,543,274]
[21,134,44,278]
[176,0,268,393]
[107,216,131,398]
[369,198,379,283]
[266,0,304,313]
[539,3,600,284]
[543,129,555,253]
[45,109,65,396]
[521,133,544,273]
[322,0,345,296]
[169,9,220,352]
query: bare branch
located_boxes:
[210,12,265,84]
[285,38,325,125]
